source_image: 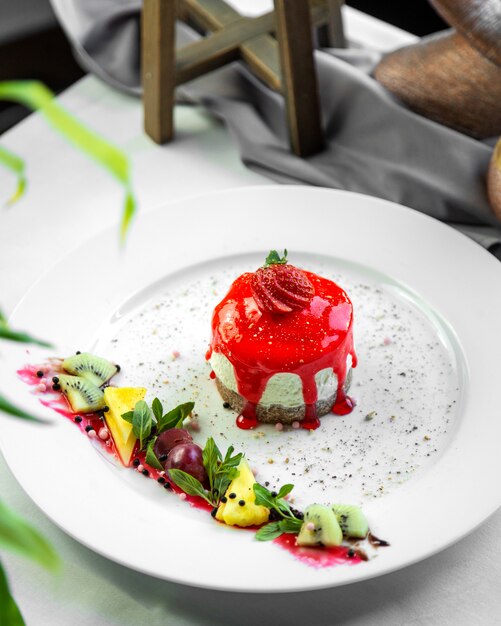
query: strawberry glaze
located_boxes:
[209,271,357,429]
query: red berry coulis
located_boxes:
[274,533,364,567]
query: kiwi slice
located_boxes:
[63,352,118,387]
[297,504,343,547]
[58,375,105,413]
[332,504,369,539]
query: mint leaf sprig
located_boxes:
[208,439,243,505]
[253,483,303,541]
[264,249,288,267]
[121,401,241,508]
[168,437,242,508]
[167,469,213,506]
[121,398,194,460]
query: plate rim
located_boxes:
[2,185,501,592]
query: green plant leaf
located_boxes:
[222,445,235,463]
[0,560,25,626]
[120,410,134,424]
[276,498,293,516]
[145,438,163,471]
[202,437,220,495]
[168,469,211,504]
[151,398,163,423]
[253,484,277,510]
[0,309,51,347]
[211,446,242,503]
[0,326,51,348]
[276,484,294,500]
[157,401,194,434]
[131,400,152,449]
[220,446,242,469]
[0,394,45,423]
[278,518,303,534]
[0,500,59,571]
[253,483,297,521]
[255,522,282,542]
[213,467,239,503]
[0,144,26,207]
[121,191,136,244]
[0,80,137,242]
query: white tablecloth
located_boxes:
[1,4,500,624]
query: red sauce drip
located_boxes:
[209,371,216,380]
[301,403,321,430]
[273,533,362,568]
[210,272,357,429]
[333,393,356,416]
[236,413,258,430]
[300,415,321,431]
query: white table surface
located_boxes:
[1,4,500,625]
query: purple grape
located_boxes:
[154,428,193,464]
[166,443,207,484]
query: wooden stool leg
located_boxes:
[274,0,324,157]
[142,0,176,143]
[317,0,346,48]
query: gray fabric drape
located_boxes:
[50,0,501,256]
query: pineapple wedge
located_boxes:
[103,387,146,465]
[216,458,269,527]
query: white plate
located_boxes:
[1,186,501,592]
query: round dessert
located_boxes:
[207,251,357,429]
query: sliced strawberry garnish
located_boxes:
[252,270,293,314]
[251,251,314,315]
[273,266,314,306]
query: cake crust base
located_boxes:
[215,371,352,425]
